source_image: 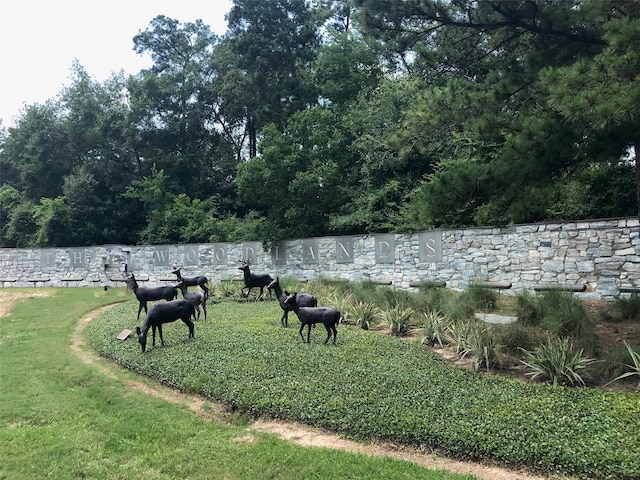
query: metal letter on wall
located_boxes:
[336,237,354,264]
[375,234,395,264]
[212,243,228,265]
[272,241,287,266]
[153,247,170,266]
[418,231,442,264]
[184,246,199,266]
[302,239,319,264]
[242,242,259,263]
[69,248,87,268]
[41,249,56,268]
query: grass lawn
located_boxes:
[87,293,640,480]
[0,288,476,480]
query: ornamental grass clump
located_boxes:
[515,290,543,326]
[347,300,382,330]
[460,325,499,372]
[445,319,475,354]
[520,336,598,387]
[464,284,499,312]
[420,310,452,347]
[604,341,640,391]
[600,293,640,323]
[380,305,415,337]
[540,291,596,353]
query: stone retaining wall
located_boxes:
[1,217,638,299]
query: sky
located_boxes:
[0,0,233,128]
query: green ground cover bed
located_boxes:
[87,299,640,480]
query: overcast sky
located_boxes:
[0,0,233,128]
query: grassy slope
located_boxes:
[0,288,474,480]
[88,298,640,480]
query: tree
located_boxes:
[0,101,72,201]
[224,0,325,157]
[129,16,237,202]
[236,107,352,244]
[542,17,640,221]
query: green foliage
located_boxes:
[2,1,639,248]
[601,294,640,323]
[88,299,640,479]
[2,289,471,480]
[346,300,382,330]
[414,284,452,314]
[495,323,543,355]
[515,290,543,326]
[539,291,597,353]
[444,320,475,355]
[520,337,598,387]
[460,326,499,372]
[380,305,415,337]
[464,285,498,312]
[604,342,640,391]
[440,293,476,321]
[419,311,452,348]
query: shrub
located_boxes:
[520,337,598,387]
[600,293,640,323]
[540,291,597,353]
[495,322,543,354]
[460,326,499,372]
[463,284,498,311]
[515,290,543,326]
[604,341,640,391]
[445,319,476,354]
[380,306,415,337]
[420,311,452,347]
[347,301,382,330]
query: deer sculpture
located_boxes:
[126,273,178,321]
[136,299,196,353]
[177,279,207,321]
[238,260,274,301]
[171,267,209,297]
[283,292,340,345]
[267,277,317,327]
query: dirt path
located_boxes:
[69,305,549,480]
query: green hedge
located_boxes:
[86,300,640,480]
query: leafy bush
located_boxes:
[540,291,596,353]
[604,341,640,391]
[520,337,598,387]
[600,294,640,323]
[420,311,452,347]
[347,300,382,330]
[380,305,415,337]
[515,290,543,326]
[460,325,499,372]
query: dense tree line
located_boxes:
[1,0,638,249]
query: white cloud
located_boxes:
[0,0,232,127]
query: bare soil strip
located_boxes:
[68,304,548,480]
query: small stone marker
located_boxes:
[116,329,132,341]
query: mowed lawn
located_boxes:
[0,288,476,480]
